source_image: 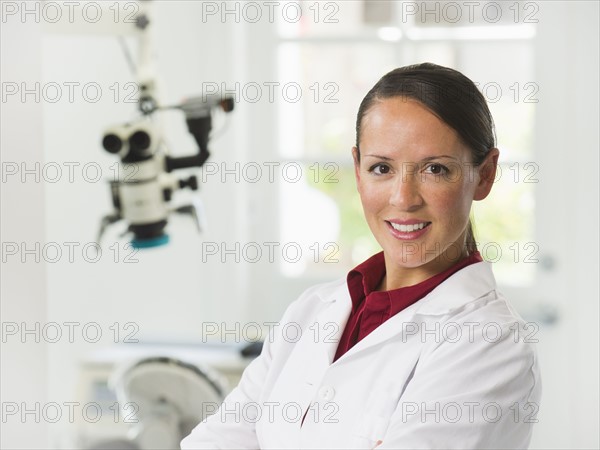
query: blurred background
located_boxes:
[1,1,598,448]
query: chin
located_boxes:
[384,246,431,268]
[392,254,433,269]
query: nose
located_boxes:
[389,169,424,210]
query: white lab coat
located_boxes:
[181,260,541,449]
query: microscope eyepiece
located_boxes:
[103,134,123,154]
[129,130,152,154]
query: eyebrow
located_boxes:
[363,154,459,162]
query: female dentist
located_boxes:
[181,63,542,449]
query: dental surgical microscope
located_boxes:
[97,4,234,249]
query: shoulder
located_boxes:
[416,261,540,381]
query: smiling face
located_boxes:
[354,97,498,288]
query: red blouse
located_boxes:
[333,250,483,363]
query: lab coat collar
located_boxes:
[311,261,497,366]
[316,260,496,314]
[412,260,497,316]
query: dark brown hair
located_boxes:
[355,62,496,255]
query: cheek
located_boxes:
[426,181,472,222]
[358,181,386,215]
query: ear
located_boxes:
[473,148,500,201]
[352,146,361,184]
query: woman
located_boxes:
[181,63,541,449]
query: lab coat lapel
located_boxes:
[305,282,352,372]
[332,299,421,365]
[259,282,352,441]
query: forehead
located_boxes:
[360,97,465,155]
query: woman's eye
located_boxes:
[425,163,449,175]
[369,163,390,175]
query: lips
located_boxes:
[385,220,431,240]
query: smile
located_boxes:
[388,222,430,232]
[385,221,432,240]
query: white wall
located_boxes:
[1,13,49,449]
[530,3,599,448]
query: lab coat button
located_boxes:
[318,385,335,401]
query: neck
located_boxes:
[381,245,468,291]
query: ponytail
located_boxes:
[465,219,477,255]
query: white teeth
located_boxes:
[389,222,428,232]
